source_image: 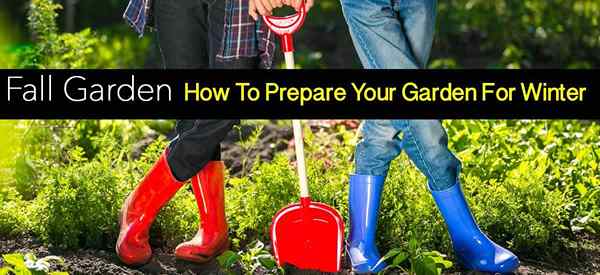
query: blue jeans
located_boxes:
[355,120,461,191]
[340,0,437,69]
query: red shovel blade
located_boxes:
[271,198,344,272]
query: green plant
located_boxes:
[34,147,127,249]
[436,0,600,67]
[0,192,37,237]
[217,240,282,274]
[379,233,453,275]
[226,154,298,244]
[0,253,67,275]
[236,124,265,176]
[20,0,151,69]
[21,0,97,69]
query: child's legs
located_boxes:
[393,120,460,191]
[340,0,435,68]
[355,120,403,176]
[393,0,437,68]
[167,120,239,181]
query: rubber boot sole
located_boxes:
[175,239,231,264]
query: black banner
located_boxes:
[0,69,598,119]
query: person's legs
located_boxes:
[167,119,238,263]
[393,120,519,273]
[116,119,237,265]
[393,0,437,68]
[118,0,262,265]
[116,150,184,265]
[154,0,209,68]
[392,120,459,191]
[167,120,238,181]
[339,0,437,68]
[355,120,403,176]
[347,120,403,273]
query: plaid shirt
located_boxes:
[124,0,275,68]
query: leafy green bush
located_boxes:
[226,154,298,245]
[436,0,600,67]
[34,147,128,249]
[17,0,150,69]
[13,120,151,200]
[0,119,597,269]
[0,198,35,237]
[21,0,96,68]
[1,120,202,250]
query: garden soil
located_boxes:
[1,234,598,274]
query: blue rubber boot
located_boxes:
[431,183,520,273]
[347,175,387,273]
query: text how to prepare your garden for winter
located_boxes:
[4,74,587,105]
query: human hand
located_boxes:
[287,0,313,12]
[249,0,313,21]
[249,0,284,20]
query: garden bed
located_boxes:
[2,120,600,275]
[1,234,598,274]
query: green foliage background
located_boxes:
[1,120,598,271]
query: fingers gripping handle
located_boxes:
[262,5,307,53]
[293,120,309,198]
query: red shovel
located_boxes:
[270,120,344,272]
[265,9,344,272]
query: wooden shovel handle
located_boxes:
[293,120,309,198]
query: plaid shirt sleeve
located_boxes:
[123,0,275,68]
[216,0,276,68]
[123,0,151,37]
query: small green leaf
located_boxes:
[392,252,409,266]
[49,272,70,275]
[575,183,588,196]
[380,248,404,262]
[439,259,453,269]
[256,255,276,269]
[0,267,13,275]
[408,237,418,252]
[3,254,26,268]
[414,257,440,275]
[12,265,33,275]
[217,250,241,269]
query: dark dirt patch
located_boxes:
[221,123,293,177]
[2,234,599,274]
[129,122,293,178]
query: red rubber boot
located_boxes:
[175,161,230,263]
[116,151,184,265]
